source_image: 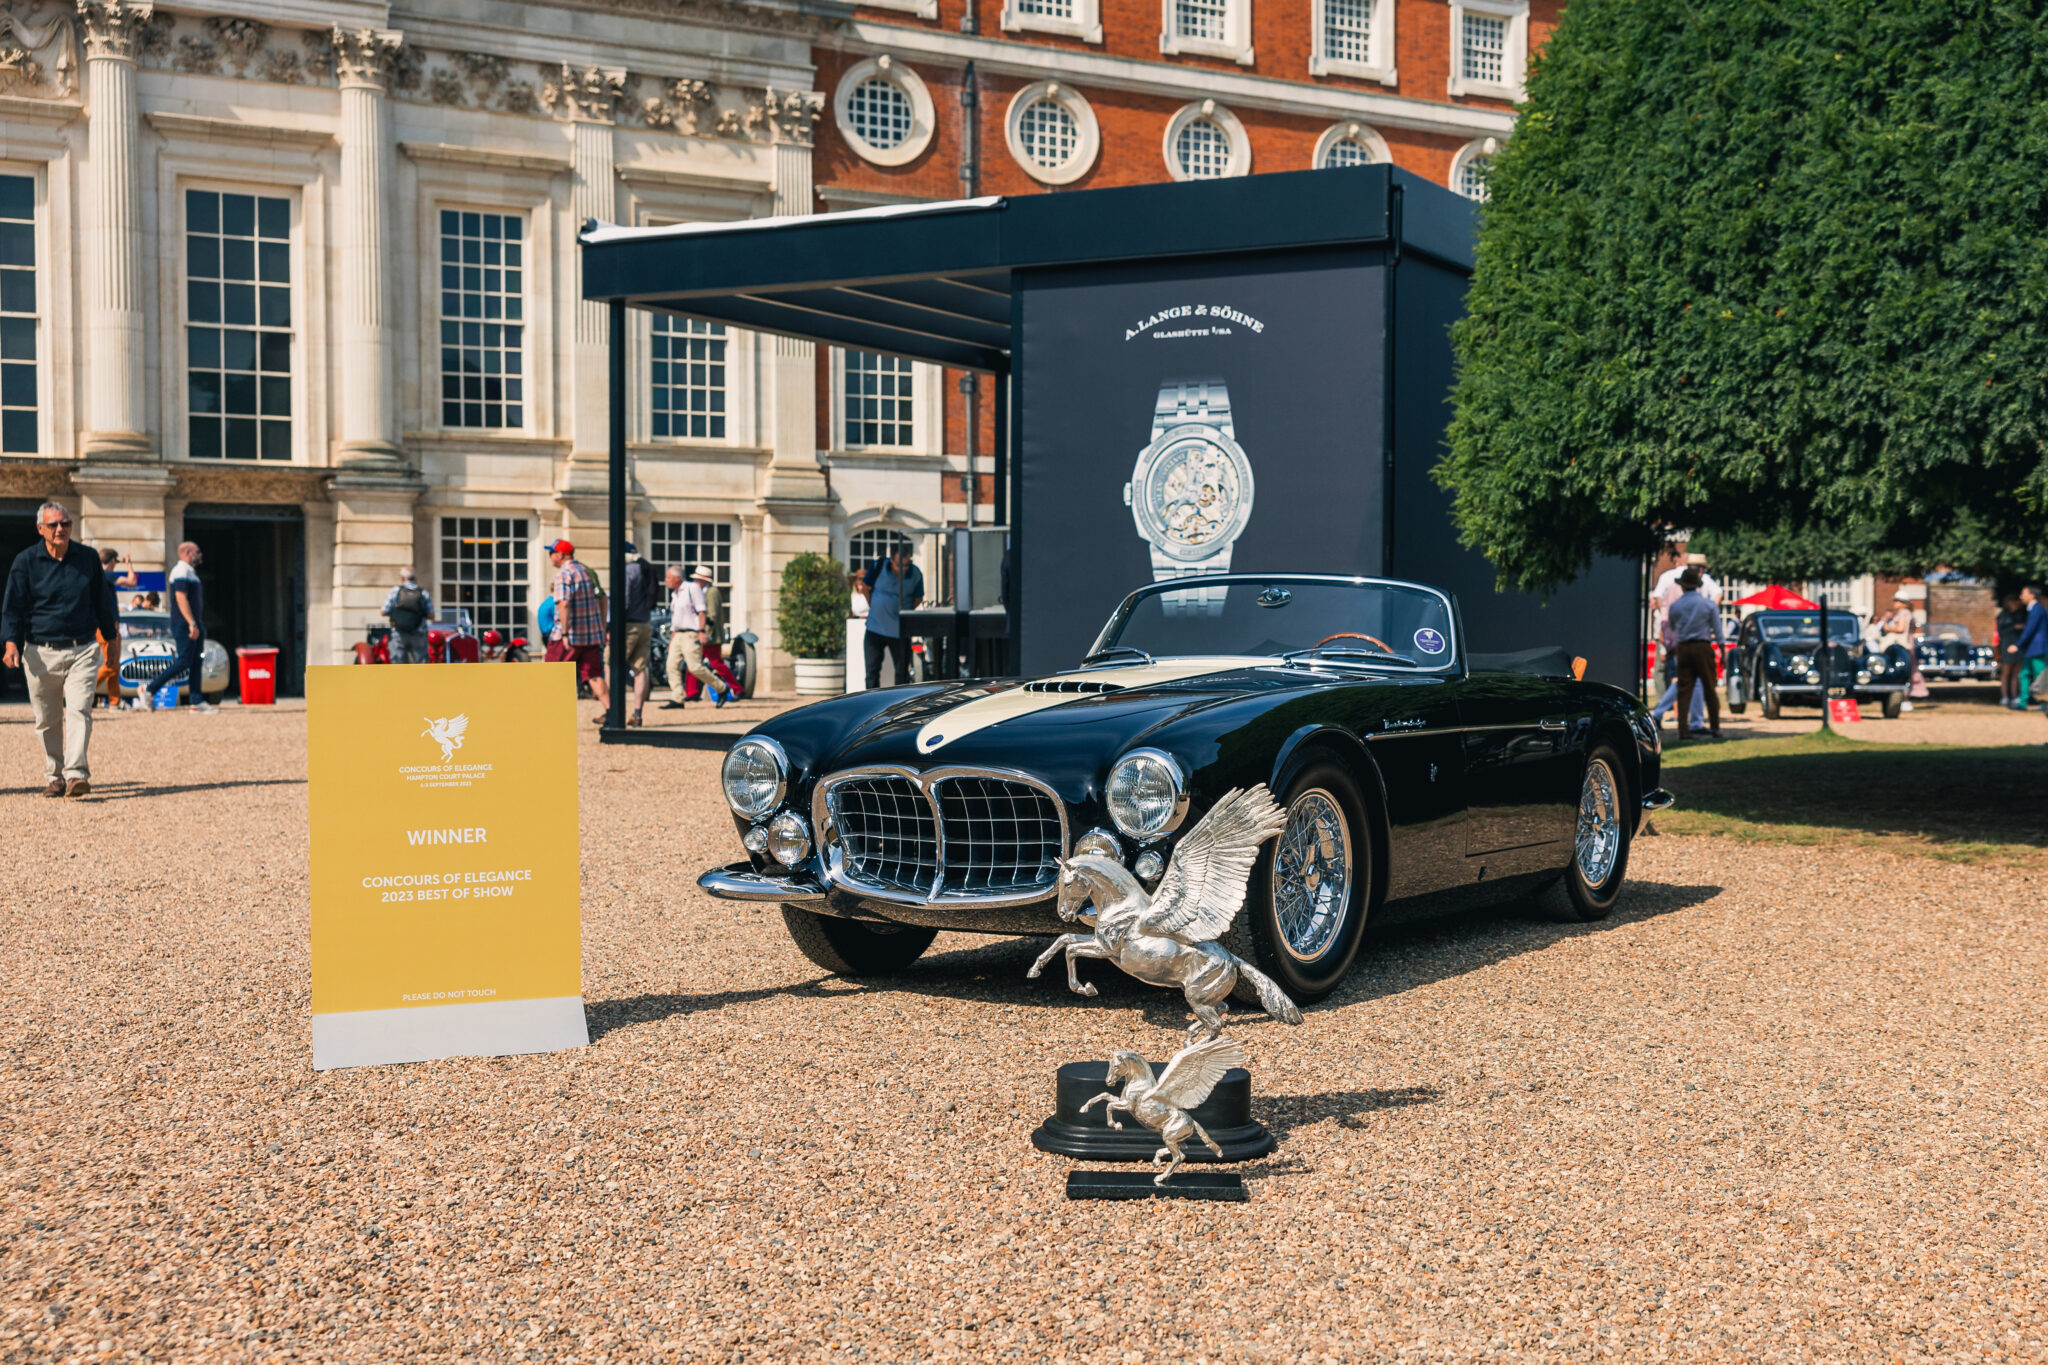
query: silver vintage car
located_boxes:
[116,611,230,701]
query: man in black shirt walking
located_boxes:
[1,500,120,796]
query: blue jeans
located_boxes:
[155,630,206,704]
[1650,677,1707,727]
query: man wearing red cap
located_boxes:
[546,539,610,719]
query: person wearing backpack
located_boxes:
[382,567,434,664]
[620,542,656,726]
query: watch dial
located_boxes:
[1145,439,1242,554]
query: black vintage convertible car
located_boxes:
[701,575,1671,1003]
[1724,609,1913,719]
[1914,623,1997,682]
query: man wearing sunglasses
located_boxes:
[1,500,121,796]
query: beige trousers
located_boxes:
[26,642,99,781]
[667,631,723,697]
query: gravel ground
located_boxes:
[4,699,2045,1363]
[1665,686,2047,748]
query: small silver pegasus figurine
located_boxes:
[1083,1036,1247,1184]
[1028,784,1303,1041]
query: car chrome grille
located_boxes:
[120,656,175,683]
[828,775,940,895]
[932,776,1064,894]
[820,768,1068,903]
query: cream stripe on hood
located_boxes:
[915,659,1261,754]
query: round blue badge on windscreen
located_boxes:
[1414,628,1446,656]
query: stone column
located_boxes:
[332,27,406,469]
[72,464,175,574]
[545,65,626,581]
[77,0,154,460]
[754,94,831,692]
[328,473,422,663]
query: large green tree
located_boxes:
[1439,0,2048,590]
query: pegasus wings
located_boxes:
[442,714,469,740]
[1137,784,1290,946]
[1149,1036,1247,1112]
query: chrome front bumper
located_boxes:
[697,859,1070,935]
[698,862,827,908]
[1639,788,1675,834]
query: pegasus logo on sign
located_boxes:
[422,714,469,764]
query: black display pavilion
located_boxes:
[579,165,1640,731]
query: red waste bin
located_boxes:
[236,645,279,705]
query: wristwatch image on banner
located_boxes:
[1124,379,1254,615]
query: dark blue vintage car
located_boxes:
[1914,623,1997,682]
[1724,609,1912,719]
[701,575,1671,1003]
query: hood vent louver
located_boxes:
[1022,679,1128,694]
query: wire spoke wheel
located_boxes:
[1272,788,1352,962]
[1575,758,1622,889]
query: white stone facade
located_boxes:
[0,0,989,687]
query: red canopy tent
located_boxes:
[1732,585,1820,610]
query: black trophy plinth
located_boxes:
[1031,1060,1274,1162]
[1067,1170,1247,1201]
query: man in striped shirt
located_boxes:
[547,539,610,719]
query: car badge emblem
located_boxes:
[926,734,943,747]
[1255,587,1292,608]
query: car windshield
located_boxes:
[1922,623,1970,641]
[119,613,177,639]
[1760,613,1862,644]
[1087,577,1457,671]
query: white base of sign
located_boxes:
[313,996,589,1071]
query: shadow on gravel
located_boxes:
[585,976,839,1041]
[863,878,1723,1031]
[39,777,307,800]
[587,880,1724,1041]
[1261,1086,1441,1142]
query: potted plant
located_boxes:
[778,552,849,695]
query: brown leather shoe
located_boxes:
[64,779,90,798]
[42,779,64,797]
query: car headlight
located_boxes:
[721,737,788,820]
[1104,749,1188,841]
[1788,653,1811,674]
[767,811,811,868]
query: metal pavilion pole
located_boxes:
[605,299,628,731]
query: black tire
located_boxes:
[1225,759,1372,1005]
[780,906,936,976]
[1534,743,1632,924]
[1881,690,1903,719]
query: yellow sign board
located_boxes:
[307,663,587,1069]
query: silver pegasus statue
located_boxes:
[1028,784,1303,1041]
[1083,1036,1247,1184]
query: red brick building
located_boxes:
[807,0,1554,528]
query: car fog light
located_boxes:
[1805,670,1821,684]
[767,811,811,868]
[722,737,788,820]
[743,825,771,856]
[1133,849,1166,882]
[1072,828,1123,862]
[1105,749,1188,840]
[1857,671,1871,684]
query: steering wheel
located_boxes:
[1314,631,1395,652]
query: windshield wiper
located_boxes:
[1081,645,1154,669]
[1281,645,1419,668]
